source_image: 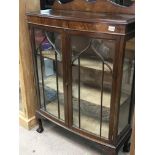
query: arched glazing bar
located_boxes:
[36,30,62,119]
[71,38,113,137]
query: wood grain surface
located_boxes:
[19,0,40,129]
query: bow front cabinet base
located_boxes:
[26,1,135,154]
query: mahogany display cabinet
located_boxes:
[27,0,135,154]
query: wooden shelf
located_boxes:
[41,50,129,73]
[43,75,128,108]
[72,82,128,108]
[73,56,113,72]
[41,50,62,61]
[41,50,113,71]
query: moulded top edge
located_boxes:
[26,9,135,25]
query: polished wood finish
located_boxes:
[61,30,70,126]
[26,0,40,12]
[52,0,135,15]
[26,0,135,154]
[27,10,134,36]
[19,0,40,129]
[112,36,126,144]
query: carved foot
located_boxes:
[36,118,44,133]
[123,142,131,152]
[36,127,44,133]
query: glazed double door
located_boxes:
[33,27,118,141]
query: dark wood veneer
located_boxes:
[52,0,135,14]
[27,14,134,35]
[27,1,135,155]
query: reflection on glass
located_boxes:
[71,36,115,138]
[36,55,44,108]
[118,38,135,134]
[35,29,64,121]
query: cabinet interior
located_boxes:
[34,29,134,138]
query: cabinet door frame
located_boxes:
[65,29,121,144]
[29,24,69,126]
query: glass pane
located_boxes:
[71,35,115,138]
[36,55,44,108]
[118,38,135,134]
[34,29,64,121]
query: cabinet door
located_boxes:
[33,28,65,122]
[69,34,116,139]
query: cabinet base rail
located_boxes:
[36,110,131,155]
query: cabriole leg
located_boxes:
[123,137,131,152]
[36,118,44,133]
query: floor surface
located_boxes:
[19,120,130,155]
